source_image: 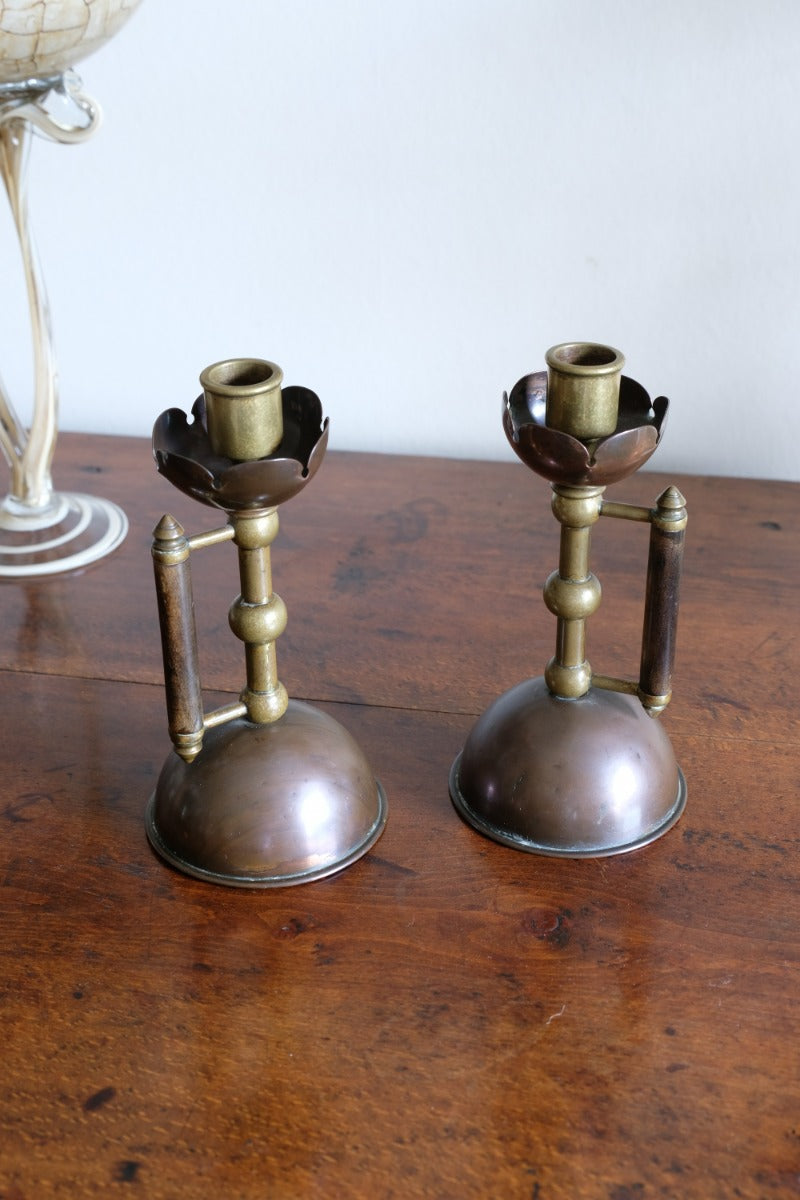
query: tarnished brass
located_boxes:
[545,342,624,439]
[543,484,604,700]
[451,342,687,858]
[200,358,284,461]
[147,358,387,887]
[228,507,289,727]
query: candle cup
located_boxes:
[545,342,624,440]
[200,358,284,461]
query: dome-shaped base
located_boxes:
[147,700,387,887]
[450,677,685,857]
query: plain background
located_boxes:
[1,0,799,481]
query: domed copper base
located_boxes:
[146,700,387,887]
[450,677,685,857]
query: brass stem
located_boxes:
[558,524,590,579]
[228,508,289,724]
[543,485,604,699]
[555,618,586,673]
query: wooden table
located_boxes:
[1,433,798,1199]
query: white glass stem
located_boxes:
[0,116,57,508]
[0,72,100,513]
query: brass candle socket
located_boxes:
[450,343,687,858]
[545,341,624,440]
[200,358,284,461]
[146,358,387,887]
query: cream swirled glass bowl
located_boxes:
[0,0,140,84]
[0,0,141,575]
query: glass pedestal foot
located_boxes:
[0,491,128,577]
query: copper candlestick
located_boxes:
[450,342,687,857]
[146,358,387,887]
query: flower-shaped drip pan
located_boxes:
[504,371,668,487]
[153,387,328,511]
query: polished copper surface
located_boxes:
[451,677,686,856]
[504,369,668,486]
[152,387,328,510]
[147,700,387,887]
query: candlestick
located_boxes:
[147,358,387,887]
[450,343,687,857]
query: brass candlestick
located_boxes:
[147,358,387,887]
[450,342,687,857]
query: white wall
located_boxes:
[2,0,799,481]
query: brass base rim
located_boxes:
[449,754,687,859]
[145,780,388,889]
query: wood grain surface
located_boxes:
[0,434,798,1199]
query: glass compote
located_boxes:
[0,1,141,575]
